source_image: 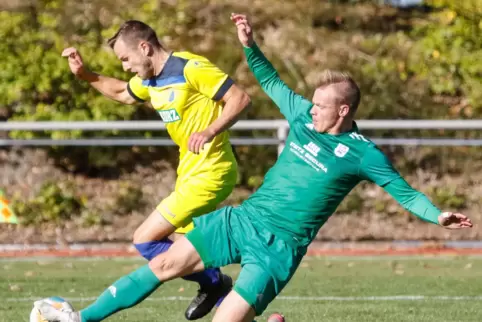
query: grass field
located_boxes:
[2,256,482,322]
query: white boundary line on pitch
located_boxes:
[2,255,482,263]
[8,296,482,303]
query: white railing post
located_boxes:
[277,125,289,156]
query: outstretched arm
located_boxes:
[230,13,312,123]
[62,47,136,105]
[359,146,472,229]
[383,178,472,229]
[383,178,437,224]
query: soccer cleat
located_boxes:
[184,273,233,320]
[34,300,81,322]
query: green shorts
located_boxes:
[185,206,306,315]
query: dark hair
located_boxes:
[318,70,361,113]
[107,20,162,49]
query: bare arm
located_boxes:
[78,71,135,104]
[205,84,251,137]
[187,83,251,154]
[62,47,135,105]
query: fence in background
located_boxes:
[1,120,482,155]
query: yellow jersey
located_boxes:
[127,51,237,180]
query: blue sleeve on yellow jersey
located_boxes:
[184,58,234,101]
[213,78,234,101]
[243,43,313,123]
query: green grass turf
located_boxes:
[2,256,482,321]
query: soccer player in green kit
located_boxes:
[37,13,473,322]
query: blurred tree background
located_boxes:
[0,0,481,236]
[1,0,481,176]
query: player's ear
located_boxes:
[139,41,152,57]
[339,104,350,117]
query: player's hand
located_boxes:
[61,47,87,79]
[438,212,473,229]
[230,13,254,47]
[188,129,215,154]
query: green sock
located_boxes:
[80,265,162,322]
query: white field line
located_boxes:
[7,295,482,303]
[3,255,482,263]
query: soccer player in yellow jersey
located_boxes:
[61,20,251,320]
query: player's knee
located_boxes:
[212,312,233,322]
[132,225,147,244]
[149,253,182,281]
[213,290,256,322]
[132,209,175,244]
[132,224,154,244]
[132,225,168,244]
[212,310,251,322]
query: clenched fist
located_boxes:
[61,47,87,79]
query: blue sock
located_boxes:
[134,240,220,287]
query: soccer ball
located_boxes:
[30,296,74,322]
[267,313,286,322]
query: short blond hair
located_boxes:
[318,70,361,112]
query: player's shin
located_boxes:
[79,265,161,322]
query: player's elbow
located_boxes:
[229,85,251,109]
[259,72,280,88]
[398,193,423,213]
[242,91,251,106]
[124,96,137,105]
[149,254,179,282]
[225,85,251,110]
[116,89,137,105]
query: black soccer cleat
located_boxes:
[184,273,233,320]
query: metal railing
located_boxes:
[1,120,482,155]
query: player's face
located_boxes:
[310,86,344,133]
[113,39,155,80]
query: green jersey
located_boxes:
[240,43,441,247]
